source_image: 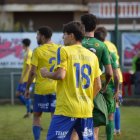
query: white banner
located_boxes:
[122,33,140,69]
[0,32,63,68]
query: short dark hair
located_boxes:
[22,38,31,47]
[94,27,107,42]
[63,21,85,41]
[38,26,52,39]
[81,14,97,32]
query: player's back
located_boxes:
[104,40,123,82]
[82,37,110,70]
[104,40,119,60]
[55,44,101,118]
[22,49,32,82]
[32,43,59,94]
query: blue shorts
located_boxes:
[47,115,94,140]
[33,93,56,113]
[16,82,34,93]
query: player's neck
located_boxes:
[70,40,81,46]
[85,32,94,37]
[42,39,52,45]
[25,47,29,52]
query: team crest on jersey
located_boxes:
[94,43,99,47]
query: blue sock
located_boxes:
[25,98,32,113]
[114,107,120,131]
[18,95,26,105]
[33,126,41,140]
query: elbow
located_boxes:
[106,73,112,79]
[56,74,65,80]
[98,84,102,92]
[114,75,120,84]
[30,70,36,77]
[55,69,66,80]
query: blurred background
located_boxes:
[0,0,140,105]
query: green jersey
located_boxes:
[101,52,119,88]
[82,37,111,70]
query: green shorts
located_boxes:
[103,87,116,114]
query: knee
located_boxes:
[33,113,42,125]
[16,92,21,97]
[108,113,114,120]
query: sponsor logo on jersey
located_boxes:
[82,127,93,137]
[56,131,68,139]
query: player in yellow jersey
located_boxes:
[16,38,34,118]
[95,26,122,138]
[25,26,59,140]
[40,21,102,140]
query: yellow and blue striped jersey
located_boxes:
[54,44,101,118]
[31,43,59,94]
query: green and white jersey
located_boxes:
[82,37,111,71]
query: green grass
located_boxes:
[0,105,140,140]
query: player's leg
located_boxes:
[33,93,55,140]
[104,88,115,140]
[49,93,56,118]
[33,112,42,140]
[74,118,94,140]
[94,127,99,140]
[23,82,34,118]
[47,115,75,140]
[114,83,122,135]
[106,113,114,140]
[114,103,120,135]
[16,83,26,105]
[70,129,79,140]
[32,94,42,140]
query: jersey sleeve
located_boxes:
[31,49,38,66]
[94,55,102,78]
[110,52,119,69]
[54,47,68,71]
[101,45,111,65]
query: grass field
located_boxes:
[0,105,140,140]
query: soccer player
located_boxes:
[16,38,34,118]
[94,27,120,140]
[94,26,123,135]
[25,26,59,140]
[40,21,102,140]
[80,14,114,140]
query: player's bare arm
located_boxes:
[20,64,30,83]
[25,65,36,98]
[40,67,66,80]
[113,68,120,101]
[102,64,113,93]
[93,76,102,97]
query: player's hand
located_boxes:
[24,90,30,99]
[113,92,119,102]
[40,67,48,78]
[101,86,107,94]
[19,78,23,84]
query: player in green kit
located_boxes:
[80,14,114,140]
[95,26,123,135]
[81,14,117,140]
[94,27,120,140]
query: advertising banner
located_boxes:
[0,32,63,68]
[122,33,140,69]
